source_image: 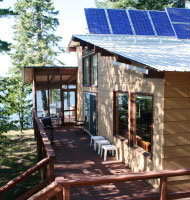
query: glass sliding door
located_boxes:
[83,93,97,135]
[63,89,76,123]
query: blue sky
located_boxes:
[0,0,95,76]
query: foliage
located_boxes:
[11,0,63,69]
[0,129,40,200]
[95,0,185,10]
[0,76,33,134]
[10,0,64,117]
[0,0,14,52]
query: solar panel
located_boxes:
[173,23,190,39]
[166,8,190,23]
[107,9,133,35]
[128,10,155,36]
[85,8,111,34]
[149,11,175,36]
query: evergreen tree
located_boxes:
[11,0,63,119]
[0,0,14,52]
[95,0,185,10]
[12,0,62,69]
[0,77,32,134]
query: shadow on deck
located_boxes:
[51,125,157,200]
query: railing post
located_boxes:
[160,176,167,200]
[56,188,63,200]
[48,156,55,182]
[63,186,70,200]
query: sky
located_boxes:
[0,0,95,76]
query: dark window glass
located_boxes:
[114,92,128,138]
[91,55,98,86]
[134,94,153,153]
[84,57,90,86]
[118,93,129,137]
[83,93,97,135]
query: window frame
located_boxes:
[113,91,129,140]
[82,53,98,87]
[113,91,154,158]
[130,92,154,157]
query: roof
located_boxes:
[69,34,190,72]
[23,66,78,86]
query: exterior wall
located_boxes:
[98,56,165,188]
[163,72,190,191]
[76,47,84,121]
[76,49,165,188]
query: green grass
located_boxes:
[0,129,41,200]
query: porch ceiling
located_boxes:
[23,66,78,90]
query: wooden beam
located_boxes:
[144,69,164,78]
[94,46,114,56]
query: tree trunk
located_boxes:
[41,90,48,113]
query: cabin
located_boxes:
[67,8,190,191]
[2,7,190,200]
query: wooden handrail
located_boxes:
[0,109,56,199]
[55,168,190,187]
[0,157,49,194]
[28,181,62,200]
[29,168,190,200]
[33,108,55,158]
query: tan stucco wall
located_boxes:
[76,49,165,188]
[163,72,190,191]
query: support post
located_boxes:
[48,156,55,182]
[63,186,70,200]
[160,176,167,200]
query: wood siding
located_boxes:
[163,72,190,191]
[76,51,165,188]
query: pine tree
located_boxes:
[0,0,14,52]
[10,0,63,124]
[95,0,185,10]
[12,0,62,69]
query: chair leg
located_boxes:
[116,149,118,160]
[101,147,103,157]
[90,138,92,147]
[98,144,100,155]
[94,141,96,151]
[104,149,107,161]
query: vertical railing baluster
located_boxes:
[63,186,70,200]
[160,176,167,200]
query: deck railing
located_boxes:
[29,168,190,200]
[1,110,190,200]
[0,109,55,200]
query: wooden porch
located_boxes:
[51,125,157,199]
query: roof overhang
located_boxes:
[23,66,78,90]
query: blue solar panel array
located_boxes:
[149,11,175,36]
[84,7,190,40]
[166,8,190,23]
[85,8,111,34]
[107,9,133,35]
[128,10,155,36]
[166,8,190,39]
[173,23,190,39]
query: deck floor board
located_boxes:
[51,126,157,199]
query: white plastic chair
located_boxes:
[90,136,105,148]
[101,145,118,161]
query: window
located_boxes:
[113,91,153,154]
[133,94,153,153]
[114,92,129,138]
[91,55,98,86]
[83,93,97,135]
[84,57,90,86]
[83,54,98,86]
